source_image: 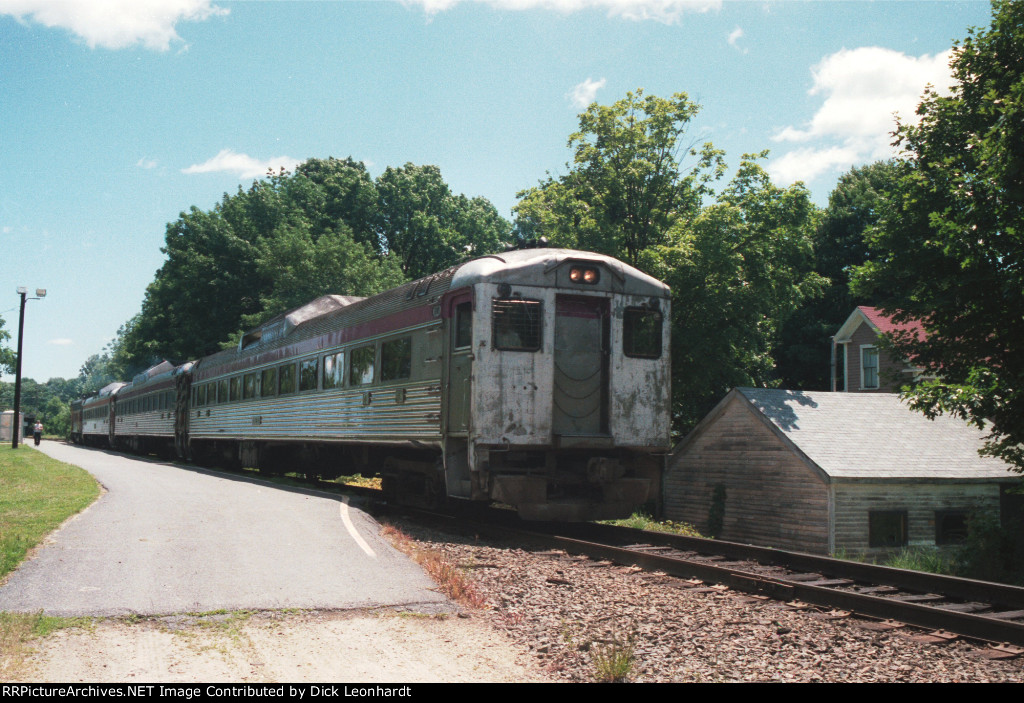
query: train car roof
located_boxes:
[450,248,669,296]
[191,248,668,380]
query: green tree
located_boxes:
[776,160,902,389]
[646,156,825,430]
[514,89,725,265]
[0,315,14,377]
[375,163,509,278]
[851,1,1024,471]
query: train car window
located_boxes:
[623,308,663,359]
[381,337,412,382]
[323,352,344,390]
[197,384,207,407]
[350,345,375,386]
[492,299,543,351]
[218,379,229,404]
[279,363,296,394]
[243,373,257,400]
[261,368,278,397]
[455,302,472,348]
[299,358,319,392]
[229,376,241,402]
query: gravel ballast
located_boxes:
[395,518,1024,683]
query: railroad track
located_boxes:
[386,504,1024,654]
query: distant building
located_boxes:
[0,410,23,442]
[664,388,1018,555]
[832,306,925,392]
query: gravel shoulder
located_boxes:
[22,610,551,683]
[18,515,1024,683]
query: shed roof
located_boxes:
[735,388,1016,481]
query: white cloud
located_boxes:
[0,0,228,51]
[136,157,157,169]
[727,26,745,52]
[769,46,954,185]
[182,149,301,180]
[47,338,73,346]
[568,77,606,109]
[404,0,721,24]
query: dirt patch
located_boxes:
[21,610,553,683]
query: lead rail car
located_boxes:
[74,249,672,520]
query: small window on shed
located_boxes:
[623,308,663,359]
[869,510,908,548]
[935,510,969,545]
[381,337,412,382]
[350,345,376,386]
[492,299,542,351]
[299,358,319,392]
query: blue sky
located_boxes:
[0,0,992,382]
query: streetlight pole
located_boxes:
[11,287,46,449]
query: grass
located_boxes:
[0,445,100,679]
[0,445,100,580]
[0,611,94,680]
[380,523,488,609]
[601,511,705,538]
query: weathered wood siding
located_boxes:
[844,322,910,392]
[664,396,830,554]
[833,481,1001,554]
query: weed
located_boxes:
[590,630,636,683]
[381,523,489,609]
[602,511,704,538]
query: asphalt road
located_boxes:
[0,442,451,617]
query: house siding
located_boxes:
[833,482,1001,554]
[665,396,830,554]
[844,322,908,393]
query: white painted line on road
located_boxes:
[340,495,377,558]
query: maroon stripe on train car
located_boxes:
[194,302,440,381]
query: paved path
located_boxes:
[0,442,450,617]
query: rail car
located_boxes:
[72,249,672,520]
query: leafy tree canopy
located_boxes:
[514,89,725,265]
[118,157,509,368]
[851,1,1024,471]
[776,160,902,390]
[0,315,14,377]
[644,155,825,429]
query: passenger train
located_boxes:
[70,249,671,520]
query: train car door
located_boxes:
[553,295,610,436]
[446,292,474,435]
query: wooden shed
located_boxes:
[664,388,1019,555]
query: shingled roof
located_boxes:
[834,306,926,343]
[734,388,1016,481]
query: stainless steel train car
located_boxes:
[72,381,126,447]
[74,249,672,520]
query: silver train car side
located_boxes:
[74,249,672,520]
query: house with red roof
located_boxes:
[832,306,926,392]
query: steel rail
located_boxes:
[549,521,1024,610]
